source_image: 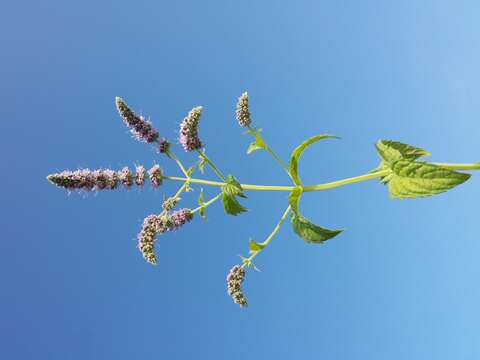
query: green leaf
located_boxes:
[384,160,471,199]
[198,189,206,219]
[376,140,430,165]
[289,134,339,185]
[249,239,265,252]
[291,213,343,244]
[247,133,267,154]
[221,175,247,215]
[288,187,303,214]
[221,194,247,215]
[288,186,342,243]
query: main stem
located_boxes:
[162,162,480,192]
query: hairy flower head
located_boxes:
[169,208,193,231]
[47,169,118,191]
[135,165,146,186]
[137,215,159,265]
[116,97,159,144]
[179,106,203,152]
[148,165,163,188]
[157,138,171,154]
[236,92,251,127]
[118,166,133,188]
[227,265,248,307]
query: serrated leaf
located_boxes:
[289,134,339,185]
[221,175,247,215]
[247,133,267,154]
[221,193,247,215]
[288,187,303,214]
[386,160,471,199]
[376,140,430,164]
[198,189,206,219]
[291,212,343,244]
[248,239,265,252]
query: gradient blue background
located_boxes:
[2,1,480,359]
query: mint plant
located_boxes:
[47,93,480,308]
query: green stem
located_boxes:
[166,150,191,178]
[163,161,480,193]
[191,193,222,214]
[248,126,293,180]
[243,205,292,266]
[197,150,226,181]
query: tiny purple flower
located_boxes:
[157,138,170,154]
[135,165,146,186]
[118,167,133,188]
[148,164,163,188]
[169,208,193,230]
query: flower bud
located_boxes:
[157,138,170,154]
[235,92,251,127]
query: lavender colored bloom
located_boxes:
[47,169,118,191]
[235,92,251,127]
[179,106,203,152]
[118,166,133,188]
[227,265,248,307]
[169,208,193,231]
[157,138,170,154]
[148,164,163,188]
[115,97,159,144]
[137,214,159,265]
[135,165,146,186]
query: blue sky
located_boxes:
[2,1,480,359]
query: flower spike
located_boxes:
[236,92,251,127]
[227,265,248,307]
[137,215,159,265]
[115,97,159,144]
[179,106,203,152]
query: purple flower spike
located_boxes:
[47,169,118,192]
[169,208,193,231]
[135,166,146,186]
[157,138,170,154]
[137,215,159,265]
[148,165,163,188]
[115,97,159,144]
[227,265,248,308]
[179,106,203,152]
